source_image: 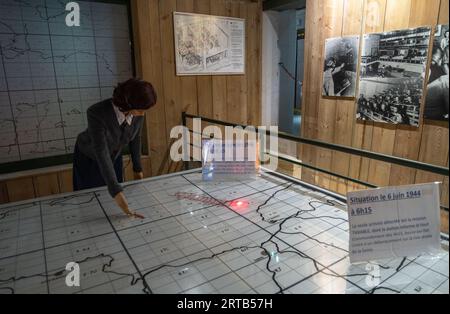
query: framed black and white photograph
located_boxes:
[424,24,449,121]
[322,36,360,97]
[356,27,432,127]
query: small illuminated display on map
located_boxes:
[229,200,249,211]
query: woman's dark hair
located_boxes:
[113,78,157,112]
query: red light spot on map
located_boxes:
[230,200,249,212]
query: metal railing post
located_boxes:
[181,112,189,171]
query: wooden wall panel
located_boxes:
[439,0,449,23]
[195,0,214,119]
[389,0,441,187]
[238,1,250,125]
[330,0,364,195]
[177,0,199,117]
[313,0,344,191]
[349,0,386,189]
[441,4,449,210]
[365,0,410,187]
[127,0,262,174]
[141,158,152,179]
[131,0,168,176]
[443,166,449,207]
[130,0,262,173]
[300,0,448,186]
[226,1,247,125]
[58,170,73,194]
[6,178,35,203]
[148,0,170,175]
[246,0,262,126]
[300,0,327,185]
[300,0,449,232]
[33,174,60,198]
[415,0,449,201]
[159,0,185,174]
[0,157,152,204]
[211,0,230,122]
[160,0,182,139]
[0,182,8,204]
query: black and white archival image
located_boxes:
[322,36,359,97]
[356,27,432,127]
[424,24,449,121]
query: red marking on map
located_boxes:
[174,192,249,211]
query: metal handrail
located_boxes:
[182,112,449,212]
[182,112,449,177]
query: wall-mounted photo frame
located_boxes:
[173,12,246,76]
[356,27,432,127]
[424,24,449,121]
[322,36,360,98]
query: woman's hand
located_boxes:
[114,192,145,219]
[134,172,144,180]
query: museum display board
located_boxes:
[300,0,449,234]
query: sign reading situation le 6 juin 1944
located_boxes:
[347,183,442,264]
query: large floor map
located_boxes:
[0,169,448,294]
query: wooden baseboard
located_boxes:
[0,156,152,205]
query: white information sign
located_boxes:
[174,12,245,75]
[202,139,259,181]
[347,183,442,263]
